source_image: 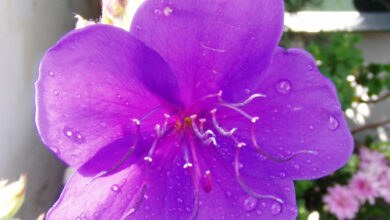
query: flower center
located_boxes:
[90,90,318,218]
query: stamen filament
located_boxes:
[187,130,212,193]
[228,93,266,107]
[218,103,255,121]
[210,109,237,136]
[250,120,317,162]
[88,119,140,184]
[234,144,284,204]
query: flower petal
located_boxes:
[219,47,353,180]
[195,144,298,219]
[131,0,284,105]
[36,24,180,167]
[46,134,182,219]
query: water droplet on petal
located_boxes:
[328,116,339,130]
[111,184,119,192]
[48,71,54,77]
[276,80,292,94]
[261,201,267,208]
[240,196,258,212]
[279,172,286,178]
[53,90,59,96]
[63,127,86,144]
[294,164,300,170]
[270,201,282,215]
[75,217,81,220]
[256,210,263,215]
[284,186,290,192]
[177,197,183,203]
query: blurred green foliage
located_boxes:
[281,32,390,110]
[284,0,323,12]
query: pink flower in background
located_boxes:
[323,185,359,220]
[349,172,379,205]
[359,148,386,174]
[378,169,390,203]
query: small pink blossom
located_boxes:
[349,172,379,205]
[378,169,390,203]
[359,148,386,173]
[324,184,359,220]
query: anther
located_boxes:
[183,162,193,169]
[251,116,259,123]
[144,156,153,162]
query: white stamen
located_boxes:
[229,93,267,107]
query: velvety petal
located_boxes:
[218,47,353,180]
[46,133,182,219]
[36,24,180,167]
[131,0,284,105]
[195,143,298,219]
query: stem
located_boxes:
[351,119,390,134]
[358,92,390,104]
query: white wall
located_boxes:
[0,0,98,218]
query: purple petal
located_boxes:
[131,0,284,105]
[195,145,298,219]
[47,134,182,219]
[36,24,180,167]
[219,47,353,180]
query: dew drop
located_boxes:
[63,127,86,144]
[111,184,120,192]
[284,186,290,192]
[270,201,282,215]
[328,116,339,130]
[279,172,286,178]
[75,217,81,220]
[240,196,258,212]
[226,191,232,198]
[307,64,314,71]
[275,80,292,95]
[294,164,300,170]
[261,201,267,208]
[48,71,54,77]
[177,197,183,203]
[53,89,59,96]
[256,210,263,215]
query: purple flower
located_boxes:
[35,0,353,219]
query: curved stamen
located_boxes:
[140,105,166,122]
[234,144,284,204]
[187,130,212,193]
[218,103,255,121]
[190,115,217,146]
[184,164,200,220]
[190,90,222,111]
[250,118,317,162]
[210,109,237,136]
[88,119,140,184]
[227,93,266,107]
[121,182,148,219]
[198,118,206,133]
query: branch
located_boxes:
[358,92,390,104]
[351,119,390,134]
